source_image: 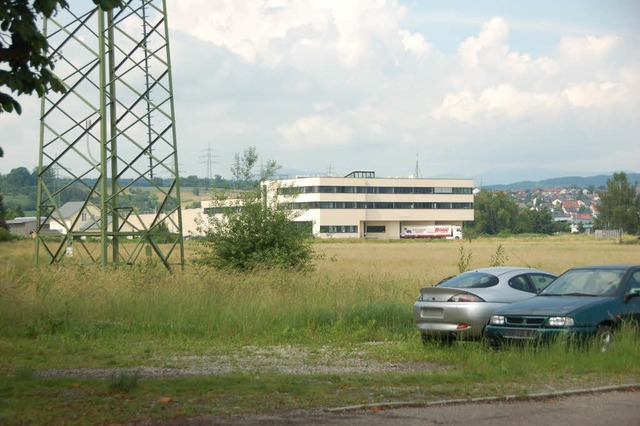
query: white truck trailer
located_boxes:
[400,225,463,239]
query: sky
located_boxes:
[1,0,639,185]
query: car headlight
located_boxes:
[490,315,505,325]
[547,317,574,327]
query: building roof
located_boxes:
[6,217,43,224]
[57,201,87,218]
[344,170,375,178]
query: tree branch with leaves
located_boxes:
[0,0,124,156]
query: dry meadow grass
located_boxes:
[1,234,639,348]
[2,235,640,424]
[312,234,640,281]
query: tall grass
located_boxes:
[0,242,418,347]
[1,235,639,355]
[2,237,640,424]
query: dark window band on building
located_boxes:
[320,225,358,233]
[366,225,386,233]
[279,186,472,195]
[288,202,473,210]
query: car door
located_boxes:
[622,269,640,323]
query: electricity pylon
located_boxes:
[36,1,184,270]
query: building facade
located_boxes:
[269,171,474,239]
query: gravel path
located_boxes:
[34,345,441,379]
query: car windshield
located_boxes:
[540,269,624,296]
[437,271,499,289]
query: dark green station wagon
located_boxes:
[486,264,640,351]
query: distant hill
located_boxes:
[486,173,640,191]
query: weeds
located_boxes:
[489,244,508,267]
[457,244,473,272]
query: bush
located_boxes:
[194,186,315,271]
[0,227,21,242]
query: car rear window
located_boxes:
[437,272,499,289]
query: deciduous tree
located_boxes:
[468,189,519,235]
[0,0,123,155]
[596,172,640,239]
[196,149,313,271]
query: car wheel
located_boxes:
[439,334,455,345]
[595,325,613,353]
[485,336,502,351]
[421,333,455,346]
[420,333,430,346]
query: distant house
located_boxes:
[45,201,178,237]
[560,200,581,215]
[6,217,59,238]
[569,213,595,233]
[47,201,102,234]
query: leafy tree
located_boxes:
[181,175,199,187]
[196,150,313,271]
[7,204,23,219]
[468,189,519,235]
[515,208,558,234]
[128,188,158,213]
[1,0,123,157]
[5,166,36,188]
[213,174,225,188]
[230,146,258,189]
[595,172,640,239]
[149,222,175,244]
[230,146,280,190]
[0,193,7,222]
[1,0,67,115]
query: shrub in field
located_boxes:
[149,222,177,244]
[195,189,315,271]
[194,146,315,271]
[457,244,472,273]
[0,227,19,241]
[489,244,508,267]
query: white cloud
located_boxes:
[431,91,481,123]
[2,1,639,183]
[563,81,624,108]
[277,113,355,149]
[557,35,619,61]
[432,16,638,126]
[167,0,407,68]
[399,29,431,55]
[458,17,509,67]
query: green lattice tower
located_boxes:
[36,1,184,270]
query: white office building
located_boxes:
[267,171,474,239]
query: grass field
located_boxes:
[1,235,639,424]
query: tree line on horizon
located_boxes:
[1,165,638,237]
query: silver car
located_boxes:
[414,266,557,343]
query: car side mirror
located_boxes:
[624,288,640,302]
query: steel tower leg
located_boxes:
[36,1,184,270]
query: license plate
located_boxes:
[421,307,444,318]
[504,328,537,339]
